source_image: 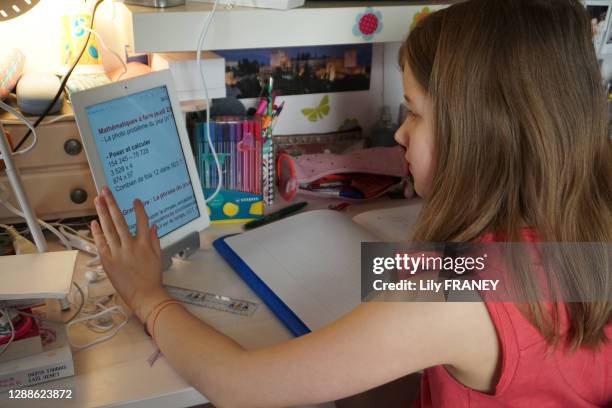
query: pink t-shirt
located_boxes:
[416,301,612,407]
[416,232,612,407]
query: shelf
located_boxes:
[118,1,449,52]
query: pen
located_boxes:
[255,99,268,116]
[272,101,285,118]
[229,122,236,190]
[266,77,273,139]
[243,201,308,230]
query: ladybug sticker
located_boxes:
[353,7,383,41]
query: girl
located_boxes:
[91,0,612,406]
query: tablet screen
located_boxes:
[85,85,200,237]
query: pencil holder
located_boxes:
[194,116,265,223]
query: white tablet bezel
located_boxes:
[71,70,209,250]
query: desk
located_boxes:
[0,196,407,408]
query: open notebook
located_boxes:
[213,201,423,336]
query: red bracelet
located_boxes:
[145,299,182,341]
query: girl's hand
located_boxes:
[90,187,170,324]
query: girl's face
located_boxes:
[394,64,436,197]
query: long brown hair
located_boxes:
[400,0,612,349]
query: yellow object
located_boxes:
[61,13,101,66]
[211,219,254,225]
[1,224,37,254]
[223,202,239,217]
[249,202,264,216]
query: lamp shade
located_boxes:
[0,0,40,21]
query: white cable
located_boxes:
[0,309,15,355]
[78,24,128,81]
[86,255,101,267]
[55,223,94,242]
[0,100,38,156]
[64,275,125,350]
[66,304,127,350]
[196,0,223,202]
[0,184,72,250]
[85,299,116,332]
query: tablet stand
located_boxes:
[161,231,201,270]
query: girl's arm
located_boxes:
[91,187,495,407]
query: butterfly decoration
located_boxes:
[410,7,431,31]
[301,95,330,123]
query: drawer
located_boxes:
[4,121,89,170]
[0,167,97,222]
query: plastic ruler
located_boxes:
[165,285,258,316]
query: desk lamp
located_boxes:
[0,124,47,252]
[0,0,46,252]
[0,0,40,21]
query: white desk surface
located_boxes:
[0,196,411,408]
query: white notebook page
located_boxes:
[224,210,378,331]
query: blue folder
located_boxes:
[213,234,311,337]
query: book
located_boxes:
[151,52,226,102]
[213,201,423,336]
[0,320,74,392]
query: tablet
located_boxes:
[71,70,209,254]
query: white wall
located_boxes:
[0,0,126,74]
[383,41,404,125]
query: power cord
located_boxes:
[1,109,74,126]
[0,100,38,157]
[12,0,105,153]
[17,280,127,350]
[197,0,223,202]
[0,183,72,250]
[65,282,85,324]
[77,24,128,81]
[66,300,127,350]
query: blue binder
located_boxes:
[213,235,311,337]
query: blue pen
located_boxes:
[340,188,364,199]
[225,121,232,190]
[199,123,203,187]
[201,121,207,189]
[195,123,201,187]
[212,121,218,189]
[203,121,210,189]
[235,121,242,191]
[225,122,232,189]
[273,100,285,118]
[214,121,224,189]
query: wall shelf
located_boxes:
[118,1,448,52]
